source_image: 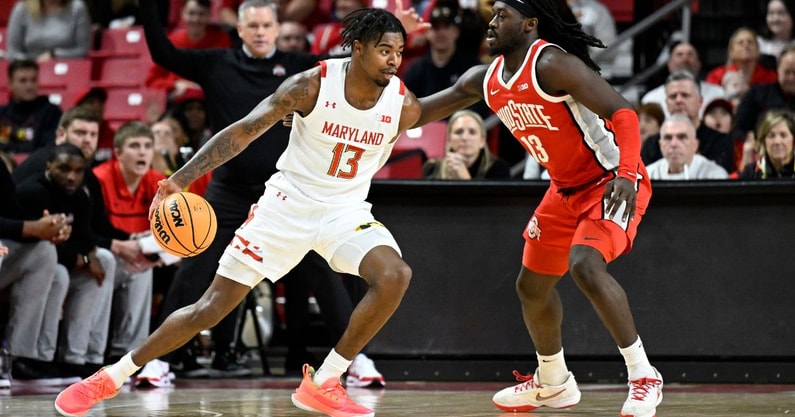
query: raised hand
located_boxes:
[394,0,431,33]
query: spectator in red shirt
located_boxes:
[145,0,232,101]
[706,27,778,88]
[311,0,370,55]
[92,122,166,364]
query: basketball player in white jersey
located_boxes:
[56,8,421,417]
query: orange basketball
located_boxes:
[150,192,217,257]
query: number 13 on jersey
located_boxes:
[520,134,549,164]
[327,143,365,179]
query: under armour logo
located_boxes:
[325,101,336,108]
[275,192,287,201]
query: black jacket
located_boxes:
[735,82,795,134]
[15,174,96,269]
[141,0,321,186]
[0,96,62,154]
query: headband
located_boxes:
[499,0,537,18]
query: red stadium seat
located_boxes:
[374,149,425,179]
[601,0,634,23]
[0,26,7,57]
[47,90,84,110]
[393,121,447,159]
[0,60,8,90]
[91,26,150,58]
[0,2,12,26]
[94,56,151,88]
[104,88,167,129]
[37,59,92,91]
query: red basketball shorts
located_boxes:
[522,175,652,276]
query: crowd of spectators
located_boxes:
[1,0,795,391]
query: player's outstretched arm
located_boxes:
[413,65,487,127]
[535,47,630,119]
[536,48,640,222]
[396,90,422,139]
[149,67,321,218]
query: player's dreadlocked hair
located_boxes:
[502,0,605,72]
[340,8,407,51]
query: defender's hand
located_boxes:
[602,177,637,222]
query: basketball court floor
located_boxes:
[2,377,793,416]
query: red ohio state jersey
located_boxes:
[484,40,621,189]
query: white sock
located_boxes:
[619,336,654,380]
[537,349,569,386]
[313,349,352,386]
[105,353,141,389]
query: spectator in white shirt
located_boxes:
[646,114,730,180]
[642,42,726,119]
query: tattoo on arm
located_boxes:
[169,71,315,187]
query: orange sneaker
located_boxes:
[291,364,375,417]
[54,368,119,416]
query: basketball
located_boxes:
[150,192,217,257]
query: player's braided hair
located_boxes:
[512,0,606,72]
[340,8,407,51]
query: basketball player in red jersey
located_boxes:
[415,0,662,416]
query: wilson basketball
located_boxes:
[150,192,217,257]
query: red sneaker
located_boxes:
[291,364,375,417]
[54,368,119,416]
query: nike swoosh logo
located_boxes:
[536,388,566,401]
[490,89,500,95]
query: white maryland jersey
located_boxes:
[277,58,405,203]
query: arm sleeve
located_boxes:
[145,63,179,92]
[5,3,28,61]
[52,2,92,58]
[0,218,24,239]
[139,0,210,83]
[34,105,62,149]
[0,164,25,239]
[611,108,643,181]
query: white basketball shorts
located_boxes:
[216,172,401,288]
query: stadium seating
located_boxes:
[393,121,447,160]
[374,149,426,180]
[90,26,149,58]
[0,59,8,90]
[37,58,92,91]
[373,121,448,179]
[0,26,7,59]
[93,55,151,88]
[103,88,167,129]
[47,90,84,109]
[0,2,12,26]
